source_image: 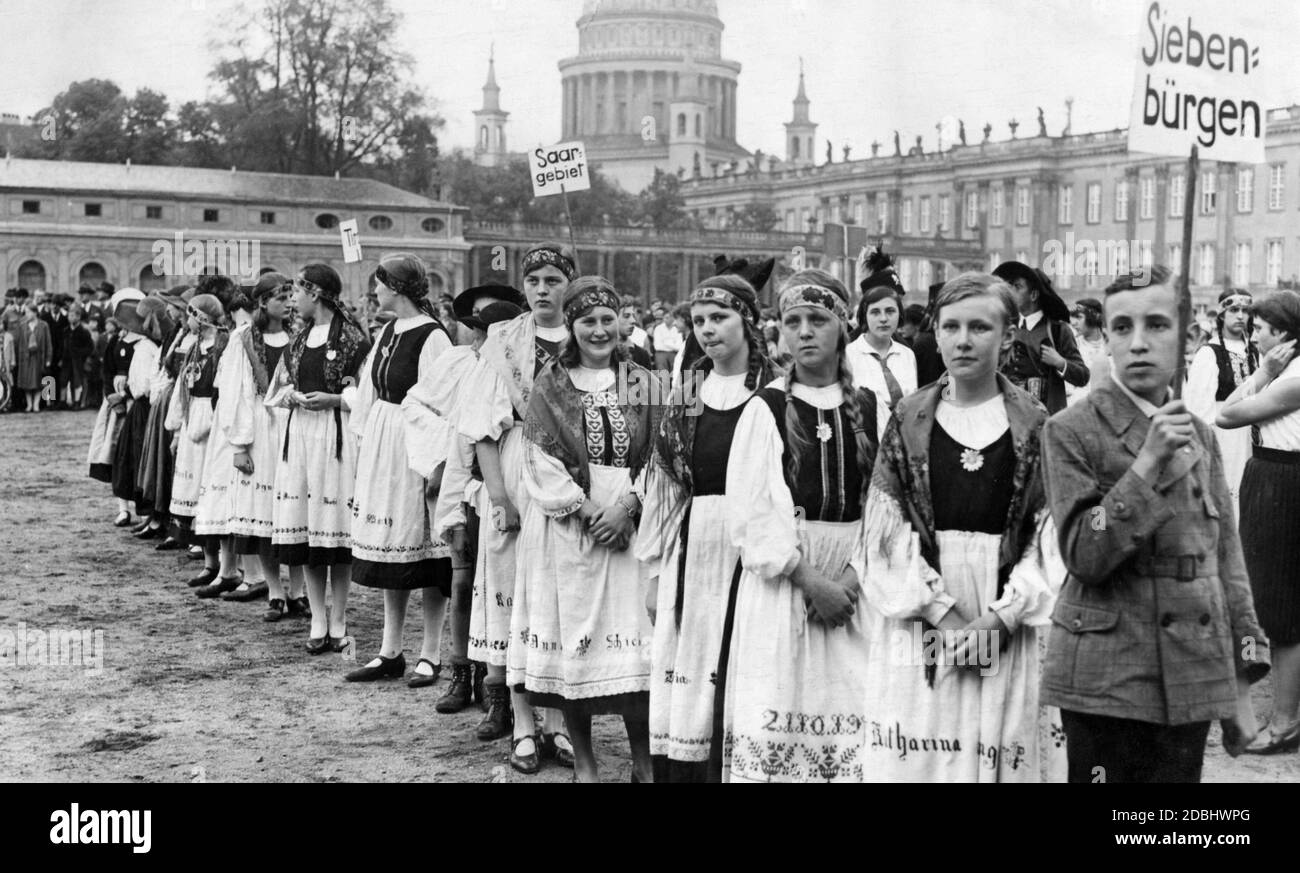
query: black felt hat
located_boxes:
[453,283,526,320]
[461,300,524,333]
[992,260,1070,323]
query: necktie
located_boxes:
[871,351,904,408]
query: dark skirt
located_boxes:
[353,556,452,596]
[1239,447,1300,646]
[233,535,272,556]
[137,394,174,519]
[522,689,649,718]
[274,543,352,568]
[111,398,152,512]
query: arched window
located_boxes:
[792,137,800,158]
[497,128,505,150]
[694,114,701,137]
[79,262,107,288]
[421,217,445,234]
[139,264,167,291]
[677,113,686,136]
[369,215,393,231]
[17,259,46,291]
[479,125,488,150]
[316,213,339,229]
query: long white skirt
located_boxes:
[351,399,448,586]
[194,401,235,536]
[650,493,738,763]
[859,529,1065,783]
[271,405,356,551]
[170,401,214,520]
[722,519,868,783]
[228,404,285,540]
[507,463,652,701]
[468,427,527,667]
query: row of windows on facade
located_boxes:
[14,200,446,234]
[580,23,718,51]
[765,165,1292,235]
[830,238,1288,295]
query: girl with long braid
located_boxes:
[637,273,777,783]
[458,244,576,772]
[210,274,304,617]
[859,272,1064,782]
[166,293,233,593]
[266,265,371,654]
[344,254,455,685]
[718,268,877,783]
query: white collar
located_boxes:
[1109,362,1167,417]
[391,314,433,333]
[763,376,843,410]
[853,335,901,358]
[1023,311,1045,331]
[535,321,568,342]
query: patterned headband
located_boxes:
[691,285,757,324]
[564,286,621,325]
[1221,293,1252,309]
[376,264,428,300]
[779,283,849,321]
[522,248,578,281]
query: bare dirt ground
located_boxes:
[1,410,1297,783]
[0,410,632,783]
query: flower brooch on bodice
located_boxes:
[815,421,833,443]
[959,446,985,472]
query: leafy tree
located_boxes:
[733,201,780,232]
[635,168,694,229]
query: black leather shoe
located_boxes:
[305,635,330,655]
[345,653,405,682]
[541,732,575,769]
[476,683,513,741]
[286,597,312,619]
[435,663,474,713]
[187,567,219,588]
[221,580,269,602]
[408,658,441,688]
[327,630,351,653]
[196,576,242,599]
[263,599,287,623]
[155,536,182,551]
[113,512,134,528]
[510,733,541,775]
[187,545,204,560]
[130,519,152,535]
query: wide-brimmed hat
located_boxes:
[109,288,146,334]
[453,283,526,320]
[992,260,1070,322]
[461,300,523,333]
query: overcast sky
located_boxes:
[0,0,1296,166]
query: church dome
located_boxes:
[581,0,719,19]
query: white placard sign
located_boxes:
[339,219,362,263]
[1128,0,1269,163]
[530,141,591,198]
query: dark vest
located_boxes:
[1209,341,1257,402]
[370,320,443,405]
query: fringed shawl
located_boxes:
[523,360,656,498]
[480,312,540,419]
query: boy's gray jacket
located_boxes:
[1040,375,1269,724]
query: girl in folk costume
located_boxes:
[87,293,142,525]
[130,290,187,543]
[512,276,658,783]
[637,273,778,783]
[166,293,233,592]
[719,269,878,783]
[215,274,303,618]
[108,292,162,527]
[138,288,194,552]
[406,284,526,712]
[847,249,918,441]
[343,254,455,684]
[266,265,370,653]
[859,273,1065,782]
[1186,288,1259,518]
[458,245,576,770]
